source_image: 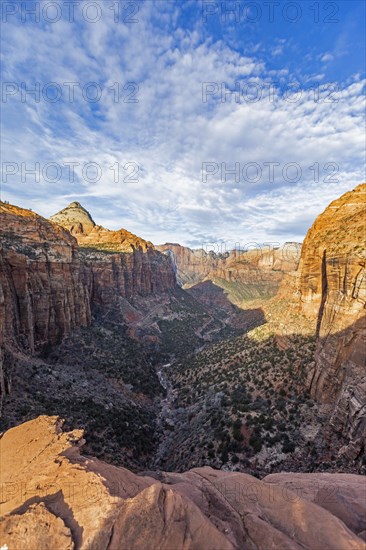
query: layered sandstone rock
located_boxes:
[157,243,224,286]
[51,202,176,298]
[264,472,366,538]
[49,201,96,236]
[0,202,176,352]
[211,245,301,302]
[50,201,153,252]
[1,416,365,550]
[157,243,301,300]
[0,203,91,353]
[296,184,366,459]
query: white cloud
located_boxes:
[1,3,365,248]
[320,53,334,63]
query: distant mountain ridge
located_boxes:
[157,241,302,303]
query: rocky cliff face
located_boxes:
[0,202,176,414]
[0,202,176,353]
[157,242,301,301]
[0,203,91,353]
[1,415,365,550]
[51,202,176,300]
[157,243,224,286]
[296,184,366,459]
[211,245,301,302]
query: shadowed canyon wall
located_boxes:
[296,184,366,459]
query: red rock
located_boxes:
[296,184,366,458]
[0,416,365,550]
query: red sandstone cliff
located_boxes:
[50,201,154,252]
[0,202,176,352]
[51,202,176,301]
[156,243,224,286]
[0,203,91,353]
[157,243,301,299]
[296,184,366,459]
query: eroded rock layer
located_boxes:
[50,201,154,252]
[0,202,176,352]
[1,416,365,550]
[0,203,91,353]
[157,242,301,302]
[296,184,366,459]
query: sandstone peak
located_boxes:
[50,201,96,236]
[50,202,157,252]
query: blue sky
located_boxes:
[1,0,365,248]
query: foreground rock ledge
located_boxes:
[1,416,365,550]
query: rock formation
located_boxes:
[0,203,91,353]
[157,242,301,302]
[0,201,176,415]
[295,184,366,459]
[50,202,176,300]
[50,201,154,252]
[49,201,96,237]
[157,243,224,286]
[1,415,365,550]
[0,201,176,353]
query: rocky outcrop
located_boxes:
[49,201,96,237]
[82,247,176,304]
[50,201,154,252]
[0,202,176,352]
[296,184,366,459]
[1,416,365,550]
[157,243,224,286]
[264,472,366,538]
[51,202,176,300]
[0,203,91,353]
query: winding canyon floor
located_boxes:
[1,286,363,479]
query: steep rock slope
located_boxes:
[211,245,301,302]
[0,203,91,353]
[157,243,224,286]
[0,201,176,354]
[1,416,365,550]
[296,184,366,459]
[0,202,176,422]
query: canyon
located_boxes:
[0,184,365,549]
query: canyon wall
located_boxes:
[0,204,91,353]
[0,202,176,352]
[157,243,225,286]
[51,201,176,302]
[157,242,301,299]
[296,184,366,459]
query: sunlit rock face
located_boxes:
[0,203,92,353]
[1,416,365,550]
[157,243,224,286]
[50,201,153,252]
[50,202,177,298]
[0,201,176,413]
[295,184,366,459]
[157,242,301,303]
[0,201,176,353]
